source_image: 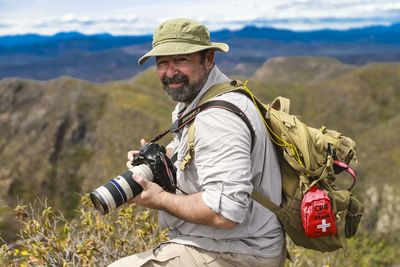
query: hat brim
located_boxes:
[138,41,229,65]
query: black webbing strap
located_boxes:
[150,100,255,152]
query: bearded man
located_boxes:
[109,18,285,267]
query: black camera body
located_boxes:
[132,143,176,193]
[90,143,176,215]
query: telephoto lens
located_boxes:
[90,164,154,215]
[90,142,176,215]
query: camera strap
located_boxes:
[150,100,255,151]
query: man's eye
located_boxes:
[176,57,188,62]
[157,61,167,66]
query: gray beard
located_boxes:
[163,72,209,103]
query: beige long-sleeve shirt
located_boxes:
[161,65,284,258]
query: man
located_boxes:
[109,18,285,267]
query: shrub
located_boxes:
[1,195,399,267]
[0,195,168,266]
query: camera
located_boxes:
[90,143,176,215]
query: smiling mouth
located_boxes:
[168,82,184,88]
[162,74,189,89]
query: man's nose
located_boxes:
[164,63,179,77]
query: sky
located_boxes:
[0,0,400,36]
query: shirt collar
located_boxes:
[176,65,230,117]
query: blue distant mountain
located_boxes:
[1,23,400,47]
[0,32,85,46]
[1,23,400,82]
[214,23,400,44]
[0,31,152,52]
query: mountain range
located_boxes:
[1,23,400,81]
[1,22,400,244]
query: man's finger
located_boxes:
[126,161,133,168]
[141,139,148,147]
[127,150,139,161]
[132,175,148,189]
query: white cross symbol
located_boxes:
[317,219,331,232]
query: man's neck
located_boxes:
[183,68,212,105]
[176,65,231,117]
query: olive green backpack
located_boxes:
[174,80,364,253]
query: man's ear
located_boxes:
[205,50,215,70]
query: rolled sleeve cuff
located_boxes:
[202,185,249,224]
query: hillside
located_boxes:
[250,59,400,180]
[1,57,400,245]
[0,70,174,239]
[252,56,353,83]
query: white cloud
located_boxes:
[0,0,399,35]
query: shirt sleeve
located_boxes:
[193,104,254,224]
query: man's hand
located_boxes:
[131,175,238,230]
[131,174,166,209]
[126,139,148,168]
[126,140,237,230]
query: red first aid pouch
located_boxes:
[301,186,337,238]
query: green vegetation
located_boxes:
[0,195,168,266]
[287,230,398,266]
[1,196,398,266]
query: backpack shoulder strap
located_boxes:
[178,99,256,170]
[198,80,245,104]
[177,80,285,216]
[177,80,252,171]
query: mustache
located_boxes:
[162,74,189,86]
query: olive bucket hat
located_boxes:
[138,18,229,65]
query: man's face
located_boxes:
[156,51,213,103]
